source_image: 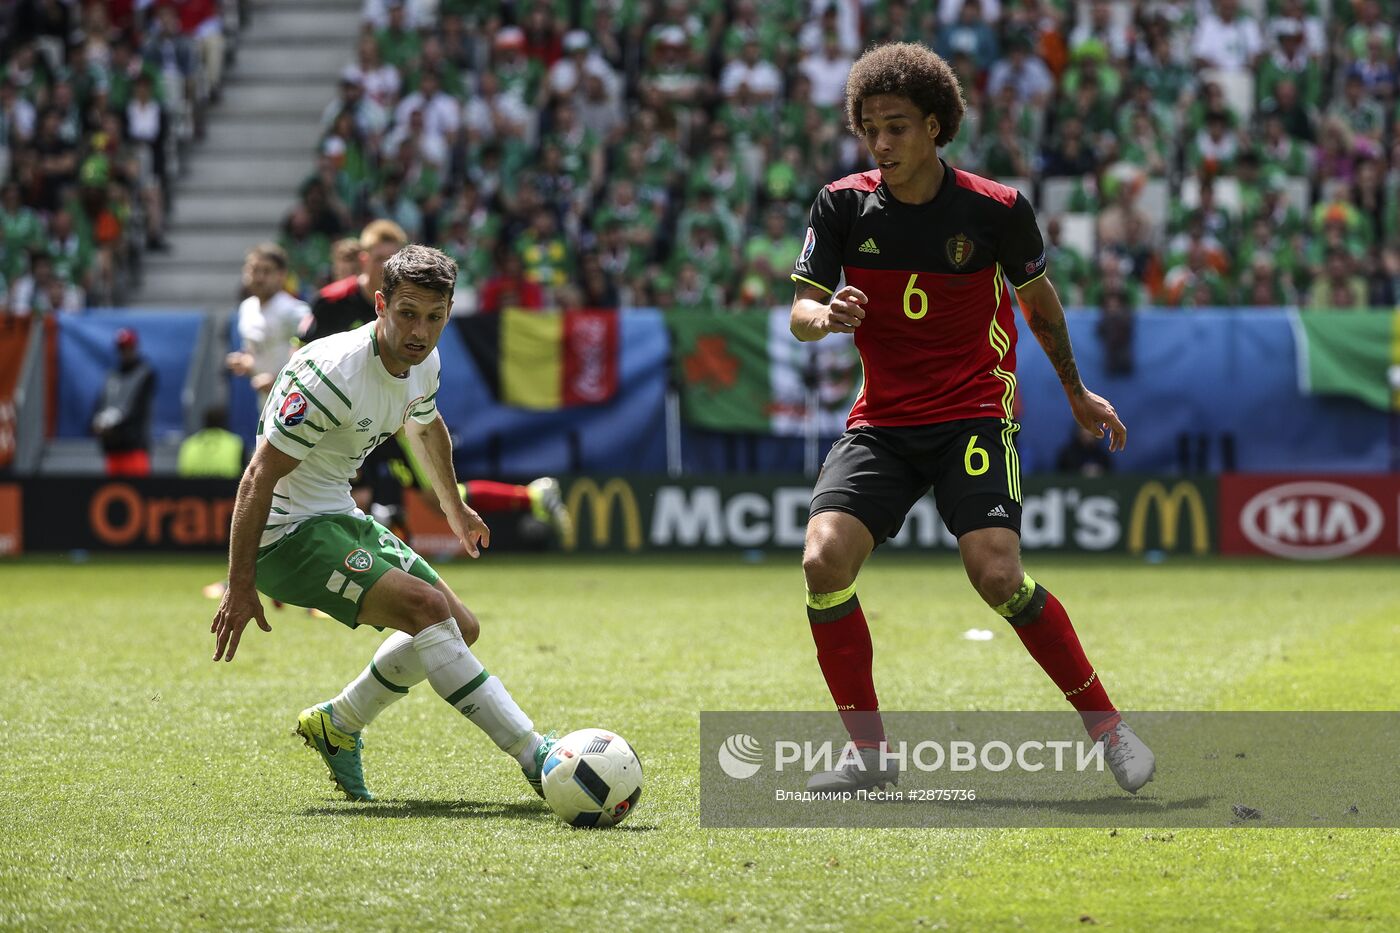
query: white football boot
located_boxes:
[805,745,900,792]
[1099,719,1156,794]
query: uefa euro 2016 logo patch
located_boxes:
[279,391,308,427]
[800,227,816,263]
[344,548,373,572]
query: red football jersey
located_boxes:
[791,163,1047,428]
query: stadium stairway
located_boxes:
[132,0,361,310]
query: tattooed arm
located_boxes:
[1016,276,1128,452]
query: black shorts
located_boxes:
[356,435,417,507]
[810,419,1023,545]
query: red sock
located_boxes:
[1012,591,1120,740]
[464,480,530,513]
[809,595,885,749]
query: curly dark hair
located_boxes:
[844,42,966,148]
[381,244,457,303]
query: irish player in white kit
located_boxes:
[211,245,555,801]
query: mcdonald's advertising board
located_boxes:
[407,476,1217,556]
[1219,474,1400,559]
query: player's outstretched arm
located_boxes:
[404,414,490,558]
[212,440,300,661]
[790,283,867,342]
[1015,276,1127,452]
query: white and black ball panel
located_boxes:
[541,728,644,828]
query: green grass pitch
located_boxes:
[1,553,1396,930]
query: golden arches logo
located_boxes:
[562,478,642,551]
[1129,481,1209,554]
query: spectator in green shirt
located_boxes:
[1305,251,1369,310]
[672,220,734,292]
[0,182,45,281]
[46,208,93,292]
[669,261,726,311]
[375,0,422,71]
[1257,19,1322,106]
[594,179,658,261]
[744,206,801,274]
[1328,73,1387,147]
[677,184,741,254]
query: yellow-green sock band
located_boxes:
[806,582,858,611]
[993,573,1038,618]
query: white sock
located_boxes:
[412,618,537,755]
[329,631,426,732]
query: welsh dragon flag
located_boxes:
[667,309,861,435]
[1295,310,1400,411]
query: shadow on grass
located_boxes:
[301,798,548,820]
[301,797,659,830]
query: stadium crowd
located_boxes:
[284,0,1400,315]
[4,1,1400,317]
[0,0,237,313]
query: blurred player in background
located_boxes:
[208,243,311,602]
[300,219,404,344]
[790,43,1153,795]
[298,218,570,544]
[367,433,571,547]
[211,245,557,802]
[329,236,362,283]
[227,243,308,407]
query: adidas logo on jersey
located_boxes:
[858,238,880,254]
[987,504,1009,518]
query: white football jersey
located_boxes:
[258,322,440,546]
[237,289,308,385]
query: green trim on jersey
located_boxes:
[287,372,344,426]
[273,420,315,448]
[303,360,353,408]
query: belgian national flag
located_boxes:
[458,308,619,409]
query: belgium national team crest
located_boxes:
[946,233,975,268]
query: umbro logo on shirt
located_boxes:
[987,504,1009,518]
[357,417,373,431]
[857,238,880,254]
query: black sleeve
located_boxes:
[998,193,1048,289]
[790,186,847,295]
[300,296,328,343]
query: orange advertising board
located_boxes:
[0,484,22,556]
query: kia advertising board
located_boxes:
[1219,475,1400,559]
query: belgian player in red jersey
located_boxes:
[790,43,1154,794]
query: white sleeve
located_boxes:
[261,354,354,460]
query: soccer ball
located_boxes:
[540,728,643,828]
